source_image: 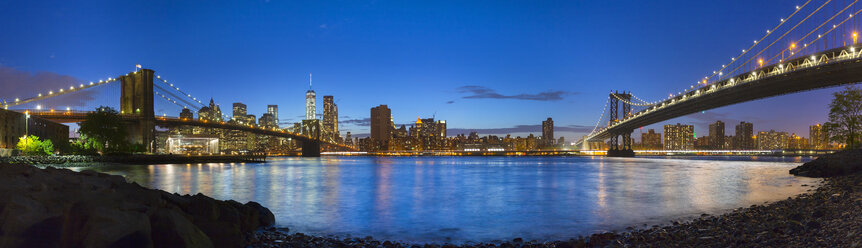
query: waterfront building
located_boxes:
[0,108,69,149]
[756,130,789,150]
[810,124,827,149]
[663,123,694,150]
[166,134,219,154]
[542,117,554,146]
[734,122,754,150]
[322,96,338,142]
[370,105,392,143]
[641,129,662,150]
[709,120,725,149]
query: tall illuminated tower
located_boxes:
[306,73,316,120]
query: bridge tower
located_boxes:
[608,91,634,157]
[119,69,155,153]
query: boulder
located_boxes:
[149,208,213,248]
[0,163,275,247]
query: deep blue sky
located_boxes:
[0,0,848,140]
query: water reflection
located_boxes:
[86,156,818,244]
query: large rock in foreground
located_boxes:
[0,163,274,248]
[791,149,862,177]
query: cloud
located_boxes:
[446,100,455,104]
[319,24,327,29]
[447,124,593,136]
[0,66,96,108]
[341,117,371,126]
[456,85,576,101]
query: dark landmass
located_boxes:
[0,154,265,166]
[791,149,862,177]
[0,163,274,248]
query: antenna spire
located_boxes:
[309,73,312,89]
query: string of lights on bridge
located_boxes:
[627,0,860,107]
[582,1,862,144]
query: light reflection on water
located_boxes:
[85,156,819,244]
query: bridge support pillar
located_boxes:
[607,91,634,157]
[119,69,155,153]
[301,140,321,157]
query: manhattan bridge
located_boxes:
[577,0,862,156]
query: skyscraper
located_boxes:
[370,105,392,142]
[735,122,754,149]
[306,74,316,120]
[709,120,725,149]
[542,117,554,146]
[267,105,278,126]
[232,102,251,125]
[663,123,694,150]
[322,96,338,141]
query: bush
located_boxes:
[16,135,54,156]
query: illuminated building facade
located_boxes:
[756,130,788,150]
[267,104,278,125]
[810,124,826,149]
[734,122,754,150]
[306,89,316,120]
[322,95,338,142]
[663,123,694,150]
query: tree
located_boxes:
[16,135,54,155]
[823,85,862,149]
[77,106,128,153]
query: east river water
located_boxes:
[85,156,820,244]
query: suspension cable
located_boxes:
[721,0,832,81]
[588,98,610,136]
[765,0,859,65]
[703,0,813,83]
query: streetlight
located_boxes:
[853,32,858,44]
[24,111,30,137]
[758,58,764,68]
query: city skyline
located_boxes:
[0,0,844,142]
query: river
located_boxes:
[84,156,819,244]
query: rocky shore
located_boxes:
[249,151,862,248]
[0,163,274,247]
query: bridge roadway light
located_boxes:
[854,32,858,44]
[758,58,764,68]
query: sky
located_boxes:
[0,0,852,141]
